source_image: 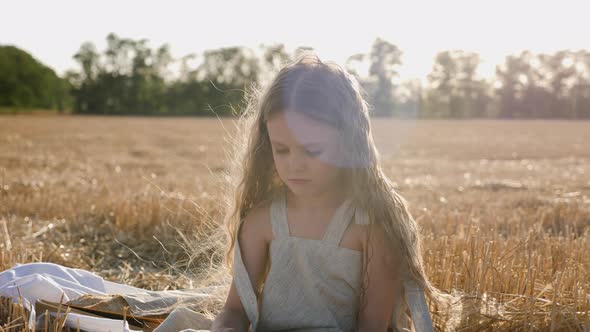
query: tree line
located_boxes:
[0,46,71,111]
[1,34,589,118]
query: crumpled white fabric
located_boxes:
[0,262,215,332]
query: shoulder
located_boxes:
[352,206,400,263]
[239,198,273,245]
[359,222,402,273]
[337,205,371,252]
[352,206,383,249]
[341,206,381,253]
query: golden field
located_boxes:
[0,115,589,331]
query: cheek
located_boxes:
[308,159,340,179]
[272,155,287,174]
[321,144,345,168]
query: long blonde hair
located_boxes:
[221,52,453,330]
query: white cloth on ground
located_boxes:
[0,262,216,332]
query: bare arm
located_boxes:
[211,204,271,332]
[356,224,403,332]
[210,281,250,332]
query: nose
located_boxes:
[288,152,307,173]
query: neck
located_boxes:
[285,185,348,210]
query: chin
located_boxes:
[285,184,303,195]
[284,183,309,195]
[289,185,325,199]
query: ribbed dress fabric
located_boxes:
[232,188,433,332]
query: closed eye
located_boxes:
[305,149,323,157]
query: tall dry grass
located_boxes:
[0,115,589,331]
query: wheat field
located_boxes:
[0,115,589,331]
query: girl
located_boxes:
[211,52,451,332]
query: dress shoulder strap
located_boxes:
[232,221,260,330]
[322,200,355,246]
[403,279,435,332]
[353,206,370,225]
[323,203,370,245]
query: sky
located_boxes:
[2,0,589,82]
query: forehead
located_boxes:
[266,111,339,145]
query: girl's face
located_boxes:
[266,110,345,197]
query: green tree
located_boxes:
[257,43,292,87]
[0,45,70,111]
[570,50,590,118]
[368,38,402,116]
[426,50,490,118]
[495,51,551,118]
[344,38,402,117]
[195,46,261,115]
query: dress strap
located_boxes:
[353,206,370,225]
[404,279,434,332]
[277,186,358,246]
[232,221,260,331]
[270,188,290,239]
[322,199,356,246]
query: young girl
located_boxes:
[211,52,451,332]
